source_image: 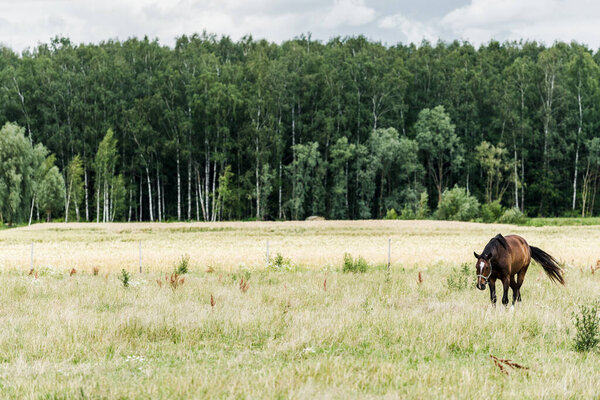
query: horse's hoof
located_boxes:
[510,305,515,312]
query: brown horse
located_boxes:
[473,234,564,306]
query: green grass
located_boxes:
[521,217,600,226]
[0,263,598,398]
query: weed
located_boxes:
[323,277,327,291]
[342,253,368,273]
[489,355,528,375]
[70,268,77,277]
[158,273,185,290]
[447,263,472,291]
[210,294,215,309]
[417,271,423,285]
[92,266,99,276]
[239,278,250,293]
[206,266,215,273]
[269,253,293,271]
[175,254,190,274]
[573,302,600,352]
[119,269,131,288]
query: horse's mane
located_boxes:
[481,233,508,259]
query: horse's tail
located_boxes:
[530,246,565,285]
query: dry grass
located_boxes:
[0,220,598,273]
[0,264,598,398]
[0,220,598,398]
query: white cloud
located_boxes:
[321,0,376,29]
[378,13,439,44]
[442,0,600,46]
[2,0,600,52]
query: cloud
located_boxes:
[321,0,376,29]
[378,13,439,44]
[441,0,600,46]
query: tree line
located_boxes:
[0,34,599,224]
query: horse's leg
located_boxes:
[510,274,518,305]
[489,278,497,306]
[515,267,528,302]
[501,276,510,306]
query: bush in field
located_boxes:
[384,208,398,220]
[481,200,504,223]
[573,302,600,352]
[269,253,293,271]
[342,253,368,273]
[499,207,527,224]
[416,191,430,219]
[447,263,472,291]
[436,186,480,221]
[175,254,190,274]
[399,205,415,220]
[119,269,131,288]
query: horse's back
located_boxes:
[504,234,531,270]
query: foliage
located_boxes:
[436,186,480,221]
[481,200,505,223]
[1,38,600,221]
[119,269,131,288]
[37,166,66,221]
[384,208,398,220]
[416,192,430,219]
[342,253,368,273]
[499,207,527,224]
[269,253,293,271]
[573,302,600,352]
[175,254,190,275]
[415,106,463,205]
[446,263,473,291]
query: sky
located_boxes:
[1,0,600,52]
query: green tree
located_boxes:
[415,106,463,205]
[475,141,512,204]
[65,154,84,222]
[0,123,36,225]
[38,166,65,221]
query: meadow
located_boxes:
[0,220,599,398]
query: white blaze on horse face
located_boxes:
[479,261,485,272]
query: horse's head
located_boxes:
[473,252,491,290]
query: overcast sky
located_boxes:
[1,0,600,52]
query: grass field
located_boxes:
[0,221,599,398]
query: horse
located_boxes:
[473,233,564,306]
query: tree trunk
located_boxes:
[187,157,192,220]
[156,165,162,222]
[84,167,89,221]
[177,142,181,221]
[146,167,154,222]
[573,91,582,210]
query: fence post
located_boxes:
[30,243,34,272]
[387,238,391,272]
[266,239,270,268]
[139,241,142,273]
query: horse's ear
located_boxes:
[495,233,508,249]
[473,252,480,259]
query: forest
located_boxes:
[0,33,599,224]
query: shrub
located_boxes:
[436,185,480,221]
[447,263,472,291]
[384,208,398,220]
[399,205,415,220]
[481,200,505,223]
[499,207,527,224]
[270,253,293,271]
[416,191,430,219]
[573,302,600,352]
[119,269,131,288]
[175,254,190,274]
[342,253,368,273]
